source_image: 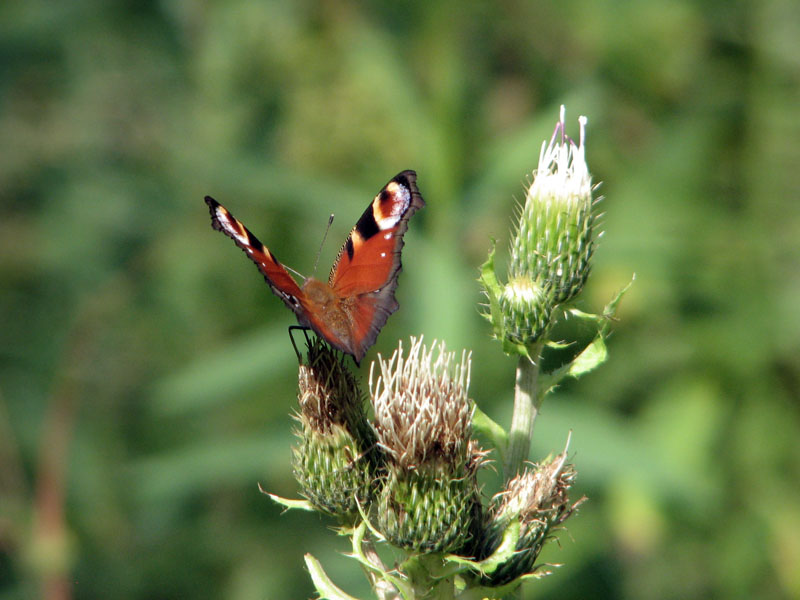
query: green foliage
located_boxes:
[1,1,799,599]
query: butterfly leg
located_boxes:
[288,325,312,365]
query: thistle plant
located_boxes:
[265,107,631,599]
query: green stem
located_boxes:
[504,349,543,480]
[360,538,397,600]
[401,554,454,600]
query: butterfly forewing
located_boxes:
[204,196,307,315]
[328,171,425,296]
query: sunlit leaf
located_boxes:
[260,486,316,512]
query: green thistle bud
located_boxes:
[370,338,485,553]
[499,275,555,346]
[292,339,377,520]
[476,445,583,586]
[481,106,599,354]
[512,106,597,305]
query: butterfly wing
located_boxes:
[328,170,425,361]
[205,196,308,319]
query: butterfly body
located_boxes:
[205,170,424,364]
[296,277,358,352]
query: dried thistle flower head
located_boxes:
[297,337,365,434]
[293,339,376,520]
[369,337,484,553]
[370,337,472,468]
[477,441,584,586]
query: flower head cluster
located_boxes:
[273,105,613,599]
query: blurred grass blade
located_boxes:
[149,324,295,415]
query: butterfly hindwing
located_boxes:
[346,292,398,363]
[204,196,306,316]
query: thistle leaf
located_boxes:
[305,554,362,600]
[479,239,505,341]
[603,274,636,322]
[260,486,316,512]
[346,522,412,600]
[472,405,508,460]
[445,520,522,576]
[538,275,634,394]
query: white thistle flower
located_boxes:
[526,105,592,211]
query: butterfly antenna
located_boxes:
[284,264,306,281]
[312,214,335,276]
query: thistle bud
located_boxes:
[511,106,596,304]
[292,339,376,520]
[370,338,485,553]
[482,106,599,353]
[499,275,555,347]
[476,446,583,586]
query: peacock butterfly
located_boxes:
[205,170,425,364]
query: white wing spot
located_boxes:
[380,252,386,258]
[376,183,411,230]
[220,214,249,245]
[377,214,400,229]
[232,229,248,245]
[384,232,393,240]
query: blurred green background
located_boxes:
[2,0,799,598]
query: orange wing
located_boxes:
[328,171,425,360]
[205,196,308,318]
